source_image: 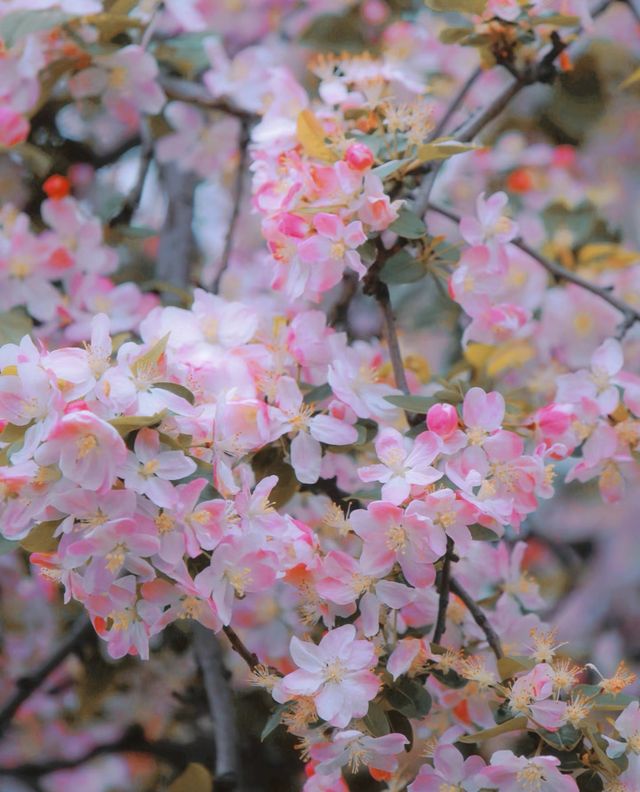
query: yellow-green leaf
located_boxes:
[20,521,62,553]
[131,333,170,378]
[621,66,640,90]
[110,411,167,436]
[416,138,479,163]
[425,0,487,14]
[497,656,531,681]
[296,110,338,162]
[168,763,213,792]
[458,716,528,743]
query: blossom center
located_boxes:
[106,543,127,572]
[386,522,407,552]
[323,659,347,684]
[155,512,175,534]
[141,459,159,477]
[77,434,98,459]
[516,763,545,790]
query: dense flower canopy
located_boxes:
[0,1,640,791]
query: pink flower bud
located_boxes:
[427,403,459,438]
[345,143,374,172]
[536,404,572,438]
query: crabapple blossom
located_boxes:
[273,625,380,728]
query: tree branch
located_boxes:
[212,120,250,294]
[193,624,239,792]
[430,67,483,141]
[160,76,257,122]
[0,617,93,737]
[0,725,186,779]
[222,625,260,671]
[427,200,640,337]
[433,537,455,645]
[155,163,198,296]
[377,282,411,395]
[450,578,504,659]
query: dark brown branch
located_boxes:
[0,725,186,778]
[193,624,239,791]
[0,617,93,736]
[450,578,504,659]
[212,120,250,293]
[222,625,260,671]
[377,282,411,395]
[433,537,455,645]
[109,122,153,227]
[427,201,640,337]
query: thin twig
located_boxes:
[110,120,153,227]
[433,537,455,645]
[450,578,504,659]
[222,625,260,671]
[160,76,257,122]
[427,201,640,337]
[212,121,250,293]
[193,624,239,792]
[377,282,411,394]
[0,617,93,736]
[430,67,484,141]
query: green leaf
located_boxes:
[469,524,501,542]
[497,655,531,681]
[0,10,70,48]
[536,723,582,751]
[458,716,528,743]
[531,13,580,25]
[389,208,427,239]
[109,411,167,436]
[168,763,212,792]
[300,12,365,52]
[439,25,474,43]
[387,678,432,719]
[154,382,195,405]
[261,703,291,741]
[384,394,435,413]
[425,0,487,13]
[0,536,19,556]
[154,32,211,76]
[372,158,413,180]
[20,520,62,553]
[118,225,157,239]
[430,667,469,688]
[379,249,426,285]
[387,709,414,751]
[347,487,382,501]
[0,310,33,345]
[417,138,479,163]
[303,383,332,404]
[363,701,390,736]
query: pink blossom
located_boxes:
[310,729,408,776]
[273,624,380,728]
[358,427,442,504]
[35,411,126,493]
[480,750,578,791]
[409,743,485,791]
